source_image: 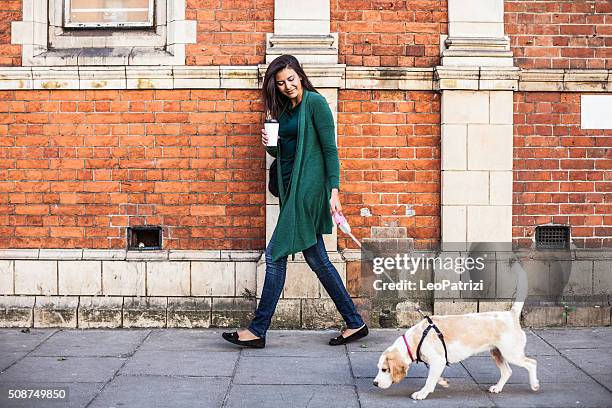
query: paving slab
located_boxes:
[139,329,238,352]
[558,348,612,376]
[0,382,104,408]
[0,356,125,383]
[0,329,57,353]
[355,377,495,408]
[461,355,592,384]
[346,329,403,353]
[234,356,352,385]
[592,374,612,392]
[348,351,469,379]
[479,382,612,408]
[242,330,347,357]
[119,350,238,377]
[0,351,27,372]
[533,327,612,350]
[88,376,229,408]
[225,384,359,408]
[30,329,150,357]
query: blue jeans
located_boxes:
[248,232,365,338]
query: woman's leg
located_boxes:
[247,232,288,338]
[302,235,364,329]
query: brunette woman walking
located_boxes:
[222,55,368,348]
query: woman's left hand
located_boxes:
[329,188,342,215]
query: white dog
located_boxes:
[373,262,539,400]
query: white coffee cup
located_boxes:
[264,120,279,147]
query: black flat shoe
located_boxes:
[222,331,265,349]
[329,325,368,346]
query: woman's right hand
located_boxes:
[261,128,269,146]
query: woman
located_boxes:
[222,55,368,348]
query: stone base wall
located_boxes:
[0,248,610,328]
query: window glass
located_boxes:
[65,0,153,27]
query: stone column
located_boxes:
[440,0,515,248]
[435,0,516,315]
[259,0,347,327]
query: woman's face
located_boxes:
[275,67,303,102]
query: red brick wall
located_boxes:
[337,90,440,249]
[506,0,611,69]
[513,92,612,248]
[332,0,447,67]
[186,0,273,65]
[0,89,266,250]
[0,0,21,66]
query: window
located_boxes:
[65,0,154,28]
[12,0,196,66]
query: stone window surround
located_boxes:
[11,0,196,66]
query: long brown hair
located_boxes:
[262,55,317,120]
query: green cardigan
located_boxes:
[266,90,340,261]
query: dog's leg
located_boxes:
[411,360,446,400]
[498,347,539,391]
[488,347,512,393]
[437,377,449,388]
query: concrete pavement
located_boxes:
[0,327,610,407]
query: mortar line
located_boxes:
[220,345,242,408]
[0,328,61,373]
[344,343,363,408]
[532,328,612,393]
[459,359,498,407]
[84,328,154,408]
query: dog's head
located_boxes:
[373,347,410,389]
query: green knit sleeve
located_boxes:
[311,94,340,190]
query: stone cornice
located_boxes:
[0,66,610,92]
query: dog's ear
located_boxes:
[388,351,408,384]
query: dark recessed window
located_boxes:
[128,226,162,250]
[535,226,570,250]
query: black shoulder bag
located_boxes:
[268,159,279,197]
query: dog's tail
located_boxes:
[510,259,528,319]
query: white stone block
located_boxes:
[581,95,612,129]
[220,66,259,89]
[489,171,513,205]
[275,20,331,36]
[441,125,467,170]
[173,66,220,89]
[284,261,320,298]
[266,204,280,245]
[11,22,33,45]
[489,91,514,124]
[442,91,489,124]
[275,0,330,20]
[236,262,257,297]
[467,206,512,243]
[448,0,504,23]
[449,22,504,38]
[0,249,38,259]
[168,0,186,22]
[15,260,57,295]
[102,261,146,296]
[442,171,489,205]
[192,261,235,296]
[58,261,102,295]
[32,67,80,90]
[79,67,127,90]
[467,124,513,170]
[147,262,190,296]
[442,206,467,243]
[39,249,83,260]
[169,250,221,261]
[0,261,14,295]
[167,20,197,45]
[125,66,173,89]
[0,68,33,90]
